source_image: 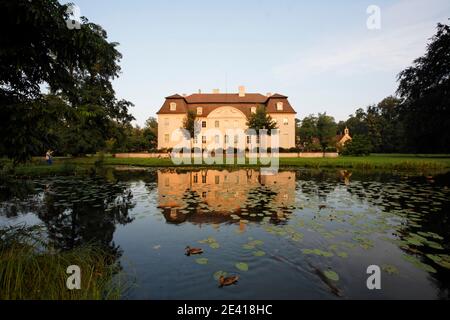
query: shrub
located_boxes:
[342,134,372,156]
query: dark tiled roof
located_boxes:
[165,94,185,99]
[185,93,268,104]
[157,92,296,115]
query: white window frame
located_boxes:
[169,102,177,111]
[197,107,203,115]
[277,102,283,111]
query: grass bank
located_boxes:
[68,154,450,171]
[0,225,128,300]
[3,154,450,176]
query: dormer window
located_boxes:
[197,107,203,115]
[170,102,177,111]
[251,107,256,114]
[277,102,283,111]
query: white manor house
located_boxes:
[156,86,297,150]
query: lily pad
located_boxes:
[195,258,209,265]
[253,250,266,257]
[213,270,228,280]
[209,242,220,249]
[235,262,249,271]
[323,270,339,281]
[382,264,399,275]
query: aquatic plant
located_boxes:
[0,225,129,300]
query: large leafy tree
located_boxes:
[317,113,337,151]
[397,23,450,153]
[182,109,198,141]
[0,0,134,162]
[246,105,278,135]
[298,114,318,148]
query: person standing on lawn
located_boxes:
[45,150,54,165]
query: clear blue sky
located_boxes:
[63,0,449,126]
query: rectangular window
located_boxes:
[215,120,220,128]
[202,121,207,128]
[251,107,256,114]
[247,136,251,144]
[256,135,260,144]
[283,118,289,125]
[202,176,207,183]
[215,135,220,144]
[277,102,283,111]
[193,175,198,183]
[224,135,229,143]
[197,107,203,115]
[202,136,207,144]
[215,176,220,184]
[170,102,177,111]
[164,134,170,143]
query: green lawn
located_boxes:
[3,154,450,176]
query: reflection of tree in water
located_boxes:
[295,170,339,201]
[36,177,135,256]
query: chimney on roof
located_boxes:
[238,86,245,97]
[212,89,220,94]
[266,92,272,97]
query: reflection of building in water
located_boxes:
[158,169,295,224]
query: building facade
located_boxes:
[156,86,297,150]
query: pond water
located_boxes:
[1,168,449,299]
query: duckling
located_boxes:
[185,246,203,256]
[219,275,239,287]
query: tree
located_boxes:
[342,134,372,156]
[317,113,337,151]
[182,109,198,140]
[345,108,368,136]
[374,96,404,153]
[246,105,278,135]
[397,23,450,153]
[0,0,134,162]
[295,118,302,148]
[181,109,199,150]
[143,117,158,150]
[298,115,318,149]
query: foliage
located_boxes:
[0,0,134,162]
[182,109,198,140]
[298,115,318,149]
[317,113,337,151]
[342,134,373,156]
[246,105,278,135]
[0,225,128,300]
[397,23,450,153]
